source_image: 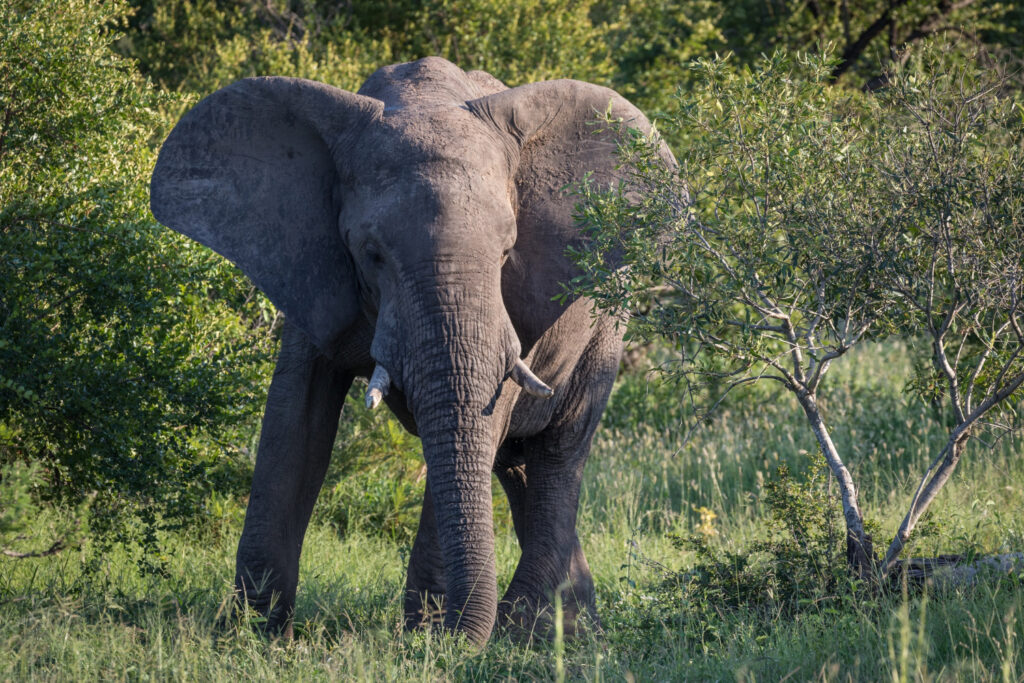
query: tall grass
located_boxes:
[1,341,1021,680]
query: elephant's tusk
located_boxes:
[365,364,391,410]
[510,358,554,399]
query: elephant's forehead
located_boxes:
[341,117,516,244]
[342,110,511,219]
[357,106,507,173]
[344,164,513,228]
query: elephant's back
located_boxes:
[465,70,507,97]
[357,57,506,109]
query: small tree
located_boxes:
[571,52,888,574]
[570,47,1024,578]
[871,48,1024,576]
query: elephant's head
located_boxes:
[150,57,659,643]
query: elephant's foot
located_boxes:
[403,589,447,631]
[233,563,296,638]
[496,543,599,641]
[496,586,599,642]
[231,588,295,639]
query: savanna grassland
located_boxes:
[3,1,1024,680]
[3,342,1023,680]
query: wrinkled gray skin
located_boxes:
[150,57,673,645]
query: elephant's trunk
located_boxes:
[417,416,498,643]
[395,260,519,644]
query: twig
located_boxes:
[1,538,66,559]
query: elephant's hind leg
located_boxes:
[235,322,351,636]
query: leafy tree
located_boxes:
[685,0,1020,88]
[117,0,395,94]
[596,0,727,111]
[600,0,1024,115]
[118,0,619,96]
[571,51,888,573]
[404,0,617,85]
[569,46,1023,577]
[0,0,275,552]
[872,47,1024,575]
[115,0,1024,116]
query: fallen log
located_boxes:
[888,553,1024,589]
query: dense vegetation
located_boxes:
[568,46,1023,579]
[1,0,1023,679]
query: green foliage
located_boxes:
[118,0,620,97]
[0,461,36,541]
[118,0,395,94]
[570,51,892,398]
[406,0,617,85]
[598,0,728,111]
[633,456,853,645]
[872,45,1024,424]
[663,456,847,622]
[0,0,275,551]
[657,0,1020,90]
[0,460,88,560]
[114,0,1024,121]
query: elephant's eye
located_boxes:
[365,244,384,267]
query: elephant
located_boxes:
[150,56,673,645]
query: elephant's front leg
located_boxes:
[235,323,351,636]
[497,331,621,639]
[403,481,448,630]
[495,431,598,639]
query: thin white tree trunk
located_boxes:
[797,392,873,577]
[881,432,968,577]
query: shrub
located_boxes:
[0,0,275,556]
[568,46,1024,578]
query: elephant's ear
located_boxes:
[467,81,676,345]
[151,77,383,353]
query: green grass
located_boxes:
[2,341,1023,680]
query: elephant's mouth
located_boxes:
[362,355,551,412]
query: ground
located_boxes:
[2,341,1022,680]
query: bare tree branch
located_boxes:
[1,538,66,559]
[831,0,912,82]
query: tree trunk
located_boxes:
[881,434,969,577]
[797,392,873,578]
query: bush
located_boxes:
[0,0,276,556]
[0,460,86,559]
[678,458,848,611]
[569,46,1024,577]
